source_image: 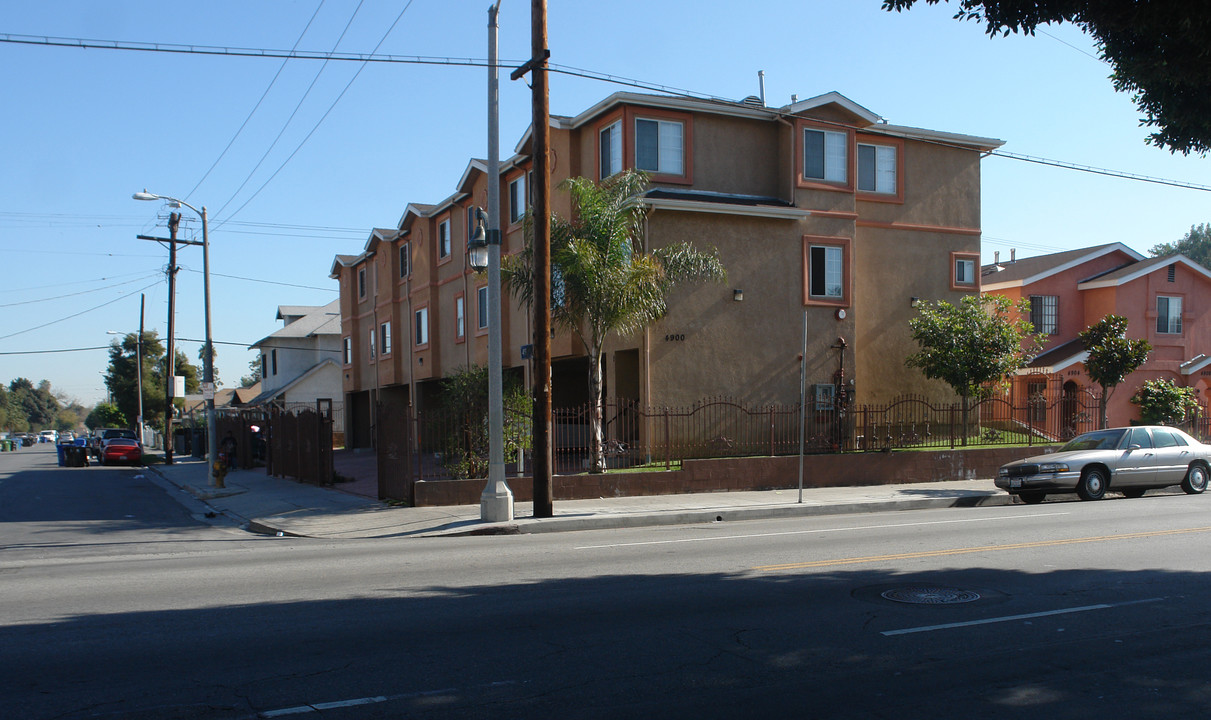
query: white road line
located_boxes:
[881,597,1165,636]
[574,512,1070,550]
[257,681,516,718]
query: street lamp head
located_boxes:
[468,207,489,271]
[132,190,160,201]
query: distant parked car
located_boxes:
[996,426,1211,504]
[98,438,142,466]
[39,430,57,443]
[91,428,138,461]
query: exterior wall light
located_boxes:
[733,289,744,302]
[910,296,921,308]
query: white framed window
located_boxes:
[1157,296,1182,334]
[857,143,896,194]
[343,337,352,365]
[438,219,451,259]
[380,322,391,355]
[509,175,526,223]
[600,120,622,179]
[477,285,489,330]
[415,307,429,346]
[368,328,376,359]
[809,245,844,299]
[455,295,465,339]
[357,268,366,298]
[635,118,684,176]
[1029,295,1059,335]
[399,241,410,278]
[955,257,976,286]
[803,128,847,183]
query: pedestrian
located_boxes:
[220,431,238,471]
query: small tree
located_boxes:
[1131,378,1200,426]
[85,402,127,430]
[906,294,1041,444]
[505,169,726,472]
[1080,315,1151,429]
[435,365,532,480]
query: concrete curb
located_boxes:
[434,492,1016,537]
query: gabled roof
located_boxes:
[1181,354,1211,376]
[783,91,882,125]
[980,243,1144,291]
[1078,253,1211,289]
[362,227,398,254]
[1018,337,1087,375]
[251,299,341,348]
[329,253,363,279]
[244,359,340,407]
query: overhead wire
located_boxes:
[0,272,164,308]
[183,0,328,204]
[0,280,163,341]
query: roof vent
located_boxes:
[741,95,764,108]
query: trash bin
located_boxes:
[63,445,88,467]
[56,442,68,466]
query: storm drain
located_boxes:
[880,586,981,605]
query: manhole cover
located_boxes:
[880,586,981,605]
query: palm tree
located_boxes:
[505,169,726,473]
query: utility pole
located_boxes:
[138,211,200,465]
[136,293,145,443]
[523,0,554,517]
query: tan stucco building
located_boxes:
[330,91,1003,448]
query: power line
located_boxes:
[0,280,163,341]
[0,269,164,294]
[0,346,111,356]
[178,266,336,292]
[184,0,328,203]
[0,273,163,308]
[178,337,342,353]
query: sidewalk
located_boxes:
[144,452,1015,539]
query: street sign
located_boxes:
[201,382,215,400]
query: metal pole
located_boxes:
[165,212,179,464]
[798,308,807,503]
[481,0,514,522]
[201,206,220,488]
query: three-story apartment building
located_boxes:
[332,90,1003,448]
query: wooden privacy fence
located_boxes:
[266,400,334,486]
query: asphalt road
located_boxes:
[3,443,1211,719]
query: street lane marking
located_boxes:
[882,597,1165,636]
[753,525,1211,572]
[573,512,1070,550]
[258,681,516,718]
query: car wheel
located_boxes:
[1077,467,1107,501]
[1019,492,1045,505]
[1181,463,1208,495]
[1121,488,1146,499]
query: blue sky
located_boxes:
[2,1,1209,407]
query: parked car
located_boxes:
[91,428,138,461]
[997,426,1211,504]
[98,438,142,466]
[39,430,57,443]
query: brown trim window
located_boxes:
[508,174,527,224]
[1157,295,1183,334]
[856,135,904,202]
[802,235,851,307]
[798,120,853,190]
[357,268,367,299]
[454,293,466,342]
[414,306,430,348]
[342,336,352,365]
[379,322,392,356]
[476,285,489,334]
[437,219,452,260]
[399,241,410,279]
[951,251,980,290]
[599,118,622,179]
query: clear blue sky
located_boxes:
[2,1,1209,407]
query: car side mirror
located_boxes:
[1128,444,1142,450]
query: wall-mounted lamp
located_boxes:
[467,207,490,271]
[910,296,921,308]
[733,289,744,302]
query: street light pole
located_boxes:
[133,190,220,488]
[480,0,513,522]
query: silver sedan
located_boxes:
[996,426,1210,504]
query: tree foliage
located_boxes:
[906,294,1042,443]
[434,364,532,480]
[104,331,201,433]
[503,169,727,472]
[882,0,1211,155]
[3,378,61,432]
[1131,378,1200,426]
[1080,314,1151,428]
[85,402,127,430]
[1149,223,1211,268]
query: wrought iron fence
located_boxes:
[388,383,1107,481]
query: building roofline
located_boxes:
[981,242,1145,291]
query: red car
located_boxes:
[99,438,143,466]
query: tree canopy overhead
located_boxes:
[1150,223,1211,268]
[883,1,1211,155]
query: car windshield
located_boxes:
[1059,429,1126,452]
[103,429,136,439]
[106,439,138,447]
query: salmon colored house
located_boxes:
[981,243,1211,432]
[331,90,1004,450]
